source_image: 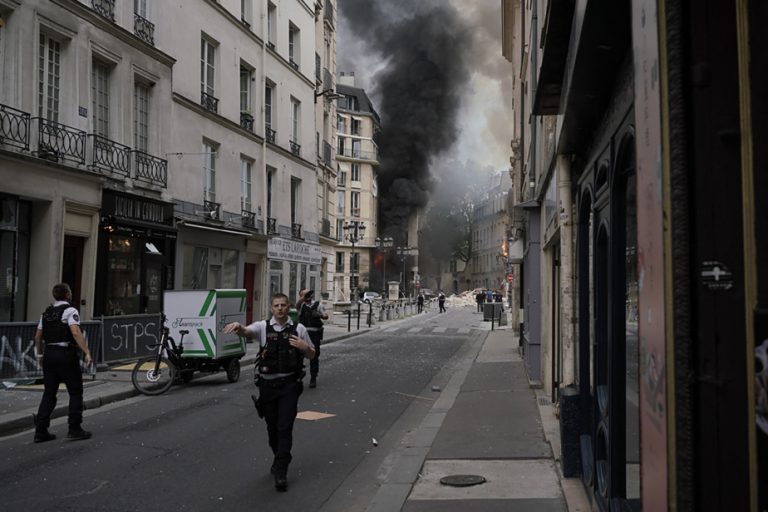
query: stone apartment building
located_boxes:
[0,0,335,323]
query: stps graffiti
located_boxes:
[0,322,101,380]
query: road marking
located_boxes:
[432,327,447,333]
[407,327,422,333]
[393,391,434,401]
[457,328,471,334]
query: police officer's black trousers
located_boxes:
[307,330,321,378]
[439,301,446,313]
[259,379,303,475]
[36,348,83,431]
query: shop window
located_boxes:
[106,235,142,315]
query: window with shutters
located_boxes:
[38,34,61,121]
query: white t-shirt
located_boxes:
[37,300,80,330]
[244,317,312,379]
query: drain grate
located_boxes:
[440,474,487,487]
[538,397,551,406]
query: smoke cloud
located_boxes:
[338,1,472,239]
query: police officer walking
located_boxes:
[438,291,447,313]
[223,293,315,492]
[33,283,93,443]
[297,289,327,388]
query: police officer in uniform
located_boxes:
[224,293,315,492]
[297,289,327,388]
[33,283,93,443]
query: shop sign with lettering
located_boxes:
[267,238,322,265]
[102,192,174,226]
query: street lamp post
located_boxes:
[375,236,394,295]
[343,220,366,301]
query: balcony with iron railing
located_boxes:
[351,207,360,218]
[134,12,155,45]
[203,200,221,220]
[289,140,301,157]
[267,217,278,234]
[316,54,322,83]
[289,59,299,72]
[91,0,115,22]
[240,112,254,132]
[266,127,276,144]
[323,68,333,91]
[291,222,302,239]
[134,150,168,188]
[267,41,276,51]
[336,146,379,162]
[35,117,86,165]
[241,209,256,228]
[90,134,131,177]
[0,104,30,151]
[200,91,219,114]
[337,174,346,188]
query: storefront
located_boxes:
[267,237,321,303]
[95,190,176,317]
[0,194,31,321]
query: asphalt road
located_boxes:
[0,307,482,512]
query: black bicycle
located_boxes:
[131,315,188,396]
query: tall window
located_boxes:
[290,98,300,143]
[337,170,346,187]
[288,24,299,66]
[240,0,250,24]
[38,34,61,121]
[351,191,360,217]
[133,82,149,152]
[266,166,275,218]
[267,2,276,46]
[265,83,273,130]
[239,159,252,211]
[336,252,344,273]
[338,136,345,156]
[337,190,345,214]
[91,61,110,136]
[290,177,300,225]
[351,118,361,135]
[240,67,251,112]
[203,141,217,203]
[200,38,215,97]
[350,253,359,272]
[337,115,346,133]
[351,163,360,182]
[134,0,148,17]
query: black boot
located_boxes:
[309,376,317,388]
[34,430,56,443]
[274,473,288,492]
[66,427,92,441]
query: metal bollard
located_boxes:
[347,309,351,332]
[357,302,361,330]
[367,302,373,327]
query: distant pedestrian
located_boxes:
[417,294,424,313]
[297,289,327,389]
[438,292,446,313]
[34,283,93,443]
[223,293,316,492]
[476,291,485,313]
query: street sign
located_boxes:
[506,274,514,282]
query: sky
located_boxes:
[336,0,515,235]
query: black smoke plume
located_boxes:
[338,1,472,241]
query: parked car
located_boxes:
[362,291,382,303]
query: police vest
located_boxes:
[298,302,324,330]
[259,322,303,375]
[41,304,75,346]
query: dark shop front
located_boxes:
[95,191,176,317]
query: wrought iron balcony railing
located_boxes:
[90,134,131,177]
[35,118,86,165]
[289,140,301,157]
[321,218,331,237]
[134,13,155,45]
[289,59,299,71]
[240,112,254,132]
[200,91,219,114]
[323,68,333,91]
[315,54,322,82]
[337,174,346,187]
[337,147,379,161]
[133,150,168,188]
[351,207,360,217]
[0,103,30,151]
[266,127,276,144]
[323,140,332,167]
[203,200,221,220]
[91,0,115,21]
[267,41,276,51]
[241,18,251,29]
[291,222,302,239]
[267,217,277,234]
[241,209,256,228]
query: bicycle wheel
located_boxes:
[131,356,176,396]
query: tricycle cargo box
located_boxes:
[164,289,247,360]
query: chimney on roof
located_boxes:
[338,71,356,87]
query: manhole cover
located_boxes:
[439,474,487,487]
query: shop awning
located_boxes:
[181,221,251,237]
